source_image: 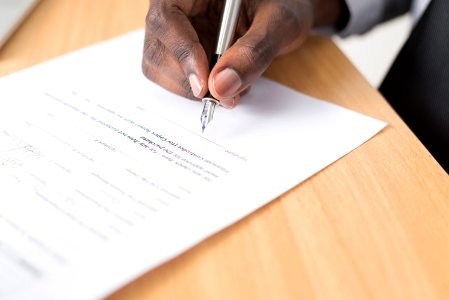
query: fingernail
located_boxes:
[188,74,203,98]
[213,68,242,98]
[220,98,235,109]
[220,95,240,109]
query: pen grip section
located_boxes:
[205,53,223,99]
[209,53,222,71]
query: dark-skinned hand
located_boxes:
[143,0,342,108]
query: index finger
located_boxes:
[144,0,210,98]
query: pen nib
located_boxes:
[200,98,218,133]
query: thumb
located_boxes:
[208,2,311,102]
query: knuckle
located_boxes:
[145,9,167,34]
[166,3,185,18]
[172,41,199,65]
[274,3,300,22]
[238,39,275,69]
[173,43,192,64]
[144,39,165,68]
[272,4,307,33]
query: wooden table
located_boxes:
[1,1,449,299]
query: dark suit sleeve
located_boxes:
[340,0,413,36]
[382,0,414,21]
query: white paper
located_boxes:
[0,30,386,300]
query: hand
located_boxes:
[143,0,342,108]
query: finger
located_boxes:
[142,36,195,99]
[209,2,311,100]
[146,1,209,99]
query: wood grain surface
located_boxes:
[1,1,448,299]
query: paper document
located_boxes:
[0,30,385,300]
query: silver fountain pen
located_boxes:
[200,0,242,132]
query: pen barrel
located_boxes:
[215,0,242,55]
[200,0,242,131]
